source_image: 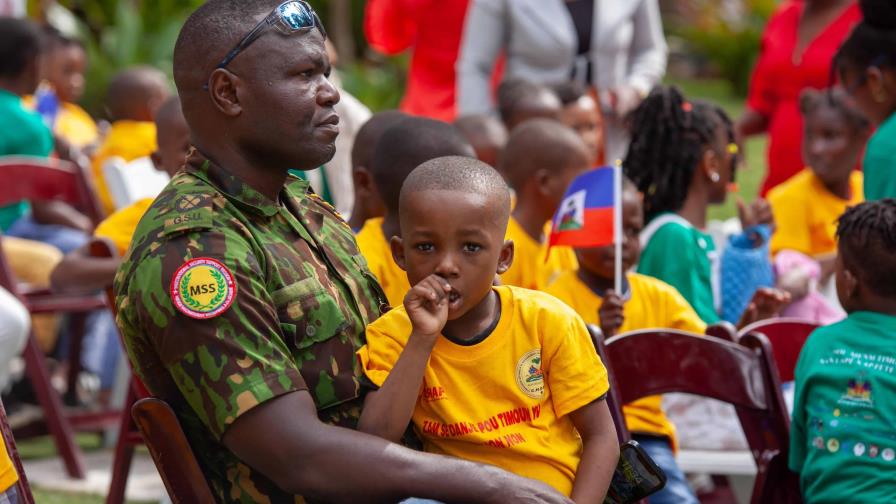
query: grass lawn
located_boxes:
[666,78,768,222]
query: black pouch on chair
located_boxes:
[603,440,667,504]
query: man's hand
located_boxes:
[598,289,625,339]
[405,274,451,340]
[737,287,791,329]
[484,469,576,504]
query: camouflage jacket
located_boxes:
[114,151,388,503]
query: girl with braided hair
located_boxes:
[790,199,896,502]
[836,0,896,201]
[626,86,788,326]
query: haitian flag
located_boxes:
[548,166,617,248]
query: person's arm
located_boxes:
[358,274,450,442]
[224,389,574,504]
[624,0,668,99]
[569,399,619,504]
[364,0,417,54]
[31,200,93,232]
[456,0,507,115]
[50,244,119,292]
[735,109,770,140]
[597,289,625,339]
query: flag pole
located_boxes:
[613,160,623,294]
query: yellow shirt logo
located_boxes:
[516,349,545,399]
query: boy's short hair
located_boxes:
[837,199,896,298]
[154,95,184,130]
[105,66,168,121]
[371,116,474,214]
[0,18,43,79]
[550,81,588,107]
[499,118,589,191]
[497,79,560,126]
[453,114,507,143]
[400,156,511,221]
[351,110,407,171]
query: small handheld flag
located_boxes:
[548,165,624,292]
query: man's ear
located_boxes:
[208,68,242,117]
[390,235,407,272]
[497,239,514,274]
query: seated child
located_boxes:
[790,199,896,502]
[91,66,170,215]
[356,116,475,307]
[28,27,98,150]
[500,119,586,290]
[454,113,508,168]
[347,110,407,231]
[358,156,618,500]
[769,88,869,278]
[552,82,604,166]
[545,176,704,504]
[497,79,562,132]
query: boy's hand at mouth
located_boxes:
[406,274,452,341]
[598,289,625,339]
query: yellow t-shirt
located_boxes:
[544,271,706,450]
[91,120,158,215]
[358,285,609,496]
[768,169,864,258]
[56,102,99,148]
[0,438,18,493]
[355,217,410,308]
[94,198,153,255]
[501,217,577,290]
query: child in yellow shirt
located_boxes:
[91,66,170,215]
[499,119,587,290]
[347,110,406,231]
[355,116,475,307]
[768,88,869,268]
[545,177,704,503]
[358,156,618,501]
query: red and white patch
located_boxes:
[169,257,237,319]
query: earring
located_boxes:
[709,172,720,183]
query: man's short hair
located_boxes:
[371,116,475,214]
[0,18,43,79]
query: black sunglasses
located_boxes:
[205,1,326,89]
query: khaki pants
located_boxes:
[2,236,63,352]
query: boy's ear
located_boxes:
[150,150,162,172]
[353,167,374,193]
[866,66,888,103]
[389,235,407,272]
[840,266,859,301]
[534,168,554,197]
[496,239,514,274]
[208,68,242,117]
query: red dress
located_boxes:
[364,0,471,121]
[747,1,861,196]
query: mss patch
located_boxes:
[170,257,236,319]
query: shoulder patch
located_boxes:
[163,194,214,236]
[170,257,236,319]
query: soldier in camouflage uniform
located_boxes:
[114,1,573,504]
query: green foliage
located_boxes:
[670,0,777,97]
[339,55,407,112]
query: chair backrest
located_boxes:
[738,318,819,382]
[602,329,799,503]
[0,156,103,225]
[131,398,215,503]
[102,156,170,210]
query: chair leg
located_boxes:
[105,386,138,504]
[65,312,87,406]
[0,399,36,504]
[21,333,85,479]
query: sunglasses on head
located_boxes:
[210,0,326,79]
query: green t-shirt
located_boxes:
[0,88,54,230]
[637,213,720,324]
[863,112,896,201]
[789,311,896,503]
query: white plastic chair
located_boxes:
[102,156,170,210]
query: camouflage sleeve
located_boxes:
[128,226,306,440]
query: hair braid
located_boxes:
[836,199,896,297]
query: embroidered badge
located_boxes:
[170,257,236,319]
[515,349,545,399]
